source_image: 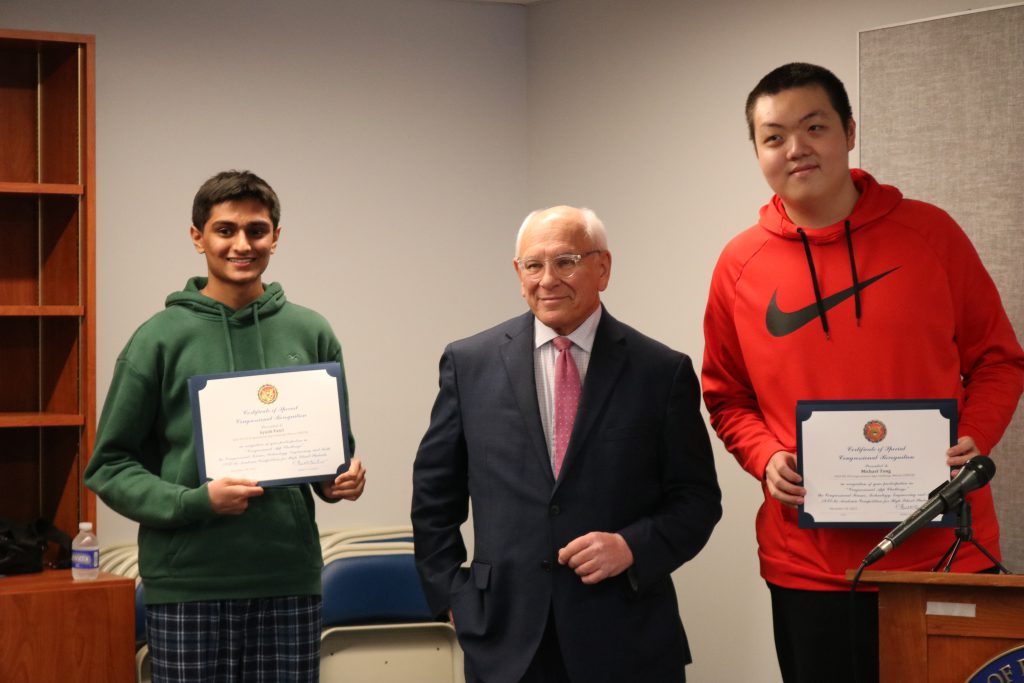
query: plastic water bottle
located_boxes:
[71,522,100,581]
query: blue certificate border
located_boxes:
[188,362,352,487]
[796,398,957,529]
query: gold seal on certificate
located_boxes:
[796,399,957,528]
[188,362,352,486]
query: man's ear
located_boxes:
[513,258,528,299]
[597,251,612,292]
[190,225,205,253]
[846,118,857,151]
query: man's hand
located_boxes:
[557,532,633,585]
[319,458,366,501]
[208,477,264,514]
[947,436,981,476]
[765,451,805,508]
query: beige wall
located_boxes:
[1,1,1009,681]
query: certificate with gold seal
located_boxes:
[188,362,352,486]
[796,399,957,528]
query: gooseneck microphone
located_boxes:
[861,457,996,568]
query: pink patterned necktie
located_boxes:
[552,336,581,478]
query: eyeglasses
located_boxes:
[516,250,603,280]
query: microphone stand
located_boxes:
[932,499,1011,574]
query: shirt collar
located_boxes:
[533,305,602,352]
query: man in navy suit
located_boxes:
[411,205,722,683]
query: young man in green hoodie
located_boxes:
[86,170,366,682]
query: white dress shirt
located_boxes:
[533,306,602,471]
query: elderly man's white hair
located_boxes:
[514,206,609,255]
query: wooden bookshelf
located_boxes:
[0,28,96,547]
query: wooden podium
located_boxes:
[855,570,1024,683]
[0,570,135,682]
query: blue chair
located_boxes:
[319,552,463,683]
[322,552,432,626]
[135,582,147,644]
[134,583,152,683]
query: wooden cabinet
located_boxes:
[0,571,135,682]
[0,28,96,548]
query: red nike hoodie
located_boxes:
[702,169,1024,590]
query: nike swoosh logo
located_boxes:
[765,266,900,337]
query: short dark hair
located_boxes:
[192,170,281,230]
[745,63,853,142]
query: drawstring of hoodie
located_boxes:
[214,300,269,370]
[844,220,861,326]
[796,220,863,339]
[216,308,236,372]
[251,305,267,369]
[796,228,830,340]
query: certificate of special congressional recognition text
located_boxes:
[796,399,956,528]
[189,362,352,486]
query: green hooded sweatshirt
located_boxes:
[85,277,353,604]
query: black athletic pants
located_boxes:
[767,583,879,683]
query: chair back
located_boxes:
[322,552,433,627]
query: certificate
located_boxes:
[796,399,956,528]
[188,362,352,487]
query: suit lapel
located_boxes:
[500,313,554,483]
[555,309,627,488]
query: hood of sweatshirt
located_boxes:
[164,277,286,370]
[756,169,904,338]
[757,168,903,243]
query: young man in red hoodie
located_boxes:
[701,63,1024,682]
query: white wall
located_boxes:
[0,1,1000,681]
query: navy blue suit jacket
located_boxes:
[411,309,721,683]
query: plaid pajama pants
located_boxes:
[146,596,322,683]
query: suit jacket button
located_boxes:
[541,560,552,572]
[549,504,560,516]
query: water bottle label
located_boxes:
[72,549,99,570]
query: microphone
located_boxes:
[861,457,996,568]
